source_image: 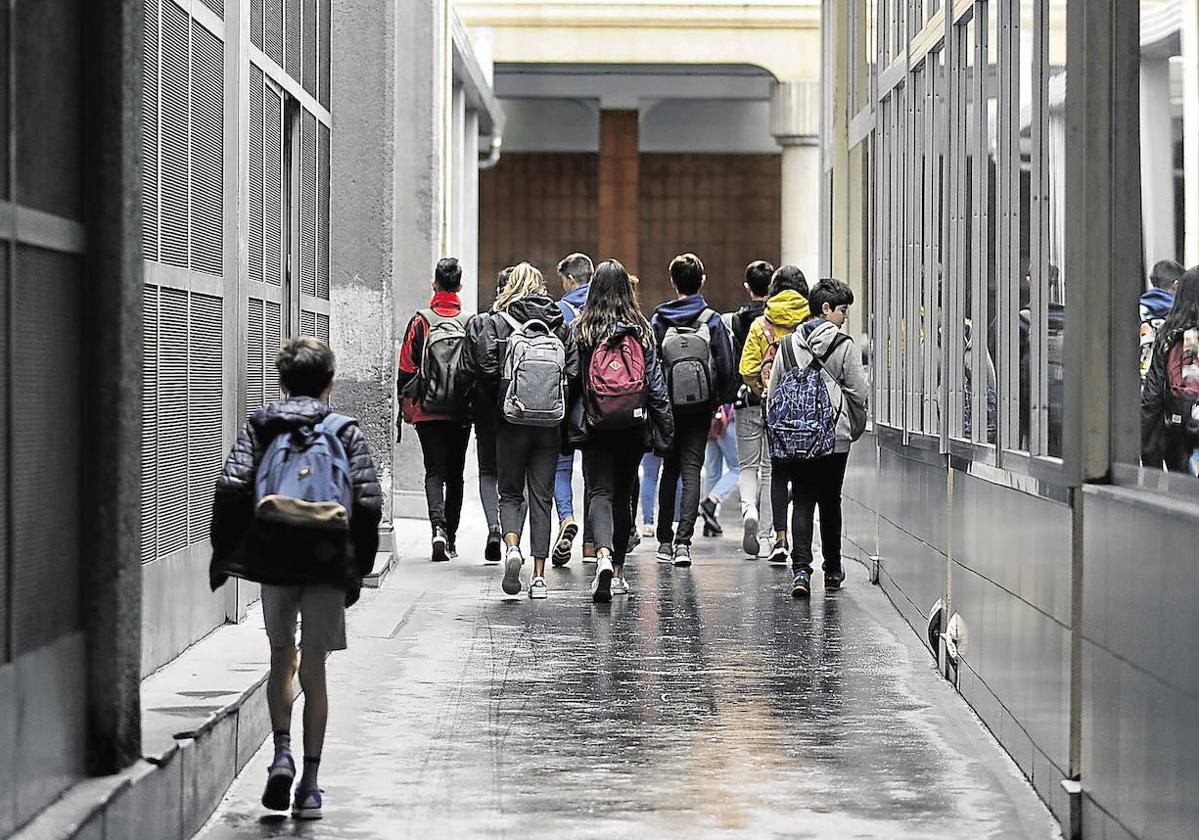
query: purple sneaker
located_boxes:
[261,752,294,811]
[292,787,323,820]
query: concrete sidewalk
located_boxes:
[194,499,1062,839]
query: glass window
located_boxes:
[1044,0,1067,457]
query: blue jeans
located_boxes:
[554,452,574,523]
[704,418,740,503]
[639,453,681,525]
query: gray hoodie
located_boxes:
[767,319,870,453]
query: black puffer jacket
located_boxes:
[573,324,674,455]
[210,397,383,605]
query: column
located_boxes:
[1140,57,1176,271]
[1184,0,1199,264]
[771,81,822,279]
[598,110,640,272]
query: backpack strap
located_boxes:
[695,308,717,328]
[780,334,799,371]
[498,310,523,334]
[318,412,355,437]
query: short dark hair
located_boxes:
[435,257,463,292]
[769,265,808,298]
[277,336,335,397]
[745,260,775,297]
[557,252,594,284]
[1151,259,1185,291]
[808,278,855,317]
[669,253,705,295]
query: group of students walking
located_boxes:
[398,250,870,602]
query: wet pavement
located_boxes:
[196,501,1060,840]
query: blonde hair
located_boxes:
[493,261,546,312]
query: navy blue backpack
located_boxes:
[767,332,847,462]
[255,414,355,530]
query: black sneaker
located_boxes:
[431,527,449,562]
[484,530,502,563]
[672,543,692,568]
[699,498,722,536]
[791,569,812,598]
[767,539,789,565]
[825,569,845,591]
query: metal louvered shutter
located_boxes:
[198,0,223,17]
[302,0,317,97]
[160,1,190,269]
[251,0,263,49]
[246,298,265,414]
[284,0,301,82]
[319,0,330,109]
[191,22,224,276]
[299,110,317,298]
[315,312,329,343]
[265,0,284,66]
[265,300,283,378]
[249,66,264,283]
[142,0,160,262]
[300,309,316,338]
[188,294,224,543]
[0,244,7,659]
[264,87,284,285]
[317,122,329,300]
[142,285,159,563]
[157,287,190,556]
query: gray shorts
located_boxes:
[261,584,347,653]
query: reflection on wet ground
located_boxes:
[197,510,1060,840]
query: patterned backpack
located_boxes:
[767,332,848,462]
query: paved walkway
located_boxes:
[196,500,1060,839]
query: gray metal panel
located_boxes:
[156,287,190,555]
[12,0,81,219]
[302,0,317,98]
[0,244,6,661]
[141,284,159,563]
[187,293,224,544]
[264,0,283,66]
[284,0,301,82]
[190,21,224,277]
[198,0,223,19]
[318,0,330,109]
[251,0,263,49]
[246,297,265,413]
[11,246,81,655]
[317,122,329,300]
[142,0,160,262]
[299,109,317,299]
[264,86,284,286]
[876,448,947,628]
[139,545,227,677]
[249,66,265,283]
[0,1,7,200]
[160,0,190,269]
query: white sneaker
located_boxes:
[501,547,524,595]
[611,576,631,596]
[528,576,548,599]
[640,524,655,538]
[591,554,614,603]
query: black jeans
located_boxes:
[497,420,560,560]
[474,407,501,533]
[415,420,471,538]
[656,413,710,546]
[582,429,645,565]
[771,452,850,573]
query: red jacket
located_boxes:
[397,291,463,423]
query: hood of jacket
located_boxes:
[250,396,334,437]
[734,299,766,322]
[653,294,717,328]
[1140,287,1174,319]
[502,294,566,331]
[798,318,845,355]
[562,284,590,309]
[764,290,811,328]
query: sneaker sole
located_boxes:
[593,568,613,603]
[672,557,692,568]
[825,580,844,592]
[261,770,294,811]
[529,589,548,600]
[501,555,523,595]
[551,523,578,566]
[791,583,811,598]
[292,808,323,820]
[431,538,448,563]
[767,555,788,565]
[582,556,598,564]
[742,518,759,556]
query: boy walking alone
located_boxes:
[651,253,736,566]
[210,338,383,819]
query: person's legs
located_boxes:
[444,423,471,544]
[553,452,575,524]
[475,410,501,534]
[655,446,682,546]
[708,421,741,503]
[524,427,560,577]
[789,471,819,574]
[757,426,774,538]
[704,438,723,499]
[672,417,710,545]
[582,445,616,556]
[640,453,661,527]
[291,585,346,815]
[736,406,762,519]
[610,441,642,575]
[815,453,850,577]
[497,422,531,546]
[770,459,792,545]
[415,421,450,531]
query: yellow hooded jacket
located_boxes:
[739,289,811,396]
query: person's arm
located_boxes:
[395,313,425,396]
[1141,339,1168,465]
[343,424,383,578]
[837,337,871,439]
[645,343,675,455]
[740,320,766,395]
[209,420,259,590]
[562,324,582,404]
[709,312,737,403]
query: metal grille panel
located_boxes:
[141,285,158,563]
[264,0,284,66]
[12,247,81,654]
[264,88,284,286]
[159,1,190,269]
[198,0,223,19]
[250,0,263,49]
[265,301,283,390]
[300,110,317,298]
[284,0,301,82]
[302,0,317,97]
[0,244,8,659]
[141,0,160,261]
[249,65,264,283]
[315,312,329,344]
[190,22,224,276]
[0,5,8,199]
[317,122,330,300]
[156,287,190,556]
[246,297,265,414]
[300,309,316,339]
[188,294,224,543]
[318,0,330,109]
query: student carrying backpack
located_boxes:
[397,258,472,561]
[210,337,382,821]
[765,279,868,598]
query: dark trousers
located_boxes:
[771,452,850,573]
[415,420,471,538]
[582,429,645,565]
[497,420,560,560]
[474,408,501,533]
[656,413,709,546]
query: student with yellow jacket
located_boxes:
[736,265,811,562]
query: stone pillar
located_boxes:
[598,110,640,272]
[331,0,446,530]
[771,81,822,279]
[463,109,481,308]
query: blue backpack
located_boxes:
[255,414,355,530]
[767,332,848,462]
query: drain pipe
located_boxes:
[478,135,503,170]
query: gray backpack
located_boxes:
[661,308,716,408]
[498,312,567,427]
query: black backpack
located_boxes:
[417,309,470,417]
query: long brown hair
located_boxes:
[574,259,652,348]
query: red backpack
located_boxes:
[1165,330,1199,434]
[586,333,649,430]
